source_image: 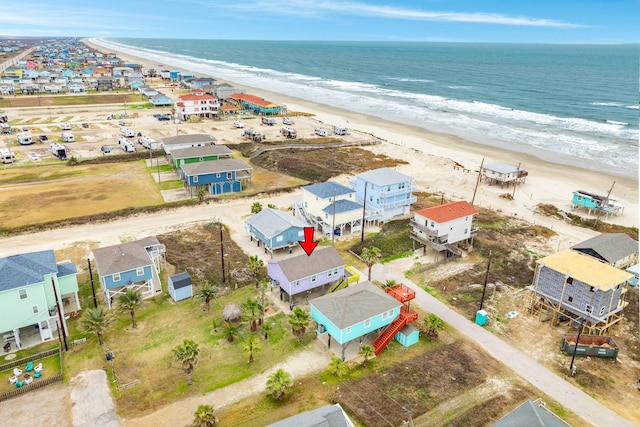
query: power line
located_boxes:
[337,378,395,427]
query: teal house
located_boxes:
[169,144,233,168]
[0,250,80,351]
[571,190,626,216]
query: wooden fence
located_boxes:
[0,373,63,403]
[0,347,59,372]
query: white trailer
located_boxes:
[0,148,15,164]
[261,117,277,126]
[119,137,136,152]
[332,125,347,135]
[50,142,67,160]
[17,133,33,145]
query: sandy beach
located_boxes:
[83,39,638,231]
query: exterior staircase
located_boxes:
[372,283,419,355]
[326,277,348,294]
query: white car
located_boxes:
[29,152,40,161]
[283,117,293,125]
[233,120,245,128]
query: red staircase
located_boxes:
[372,284,419,355]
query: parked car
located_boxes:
[81,122,89,128]
[101,145,115,153]
[157,114,171,121]
[233,120,245,128]
[22,126,29,132]
[29,152,40,161]
[283,117,293,125]
[60,122,72,130]
[39,134,48,142]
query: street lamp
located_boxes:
[569,285,599,376]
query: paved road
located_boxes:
[371,263,635,427]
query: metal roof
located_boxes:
[356,167,412,186]
[310,281,401,329]
[245,208,306,239]
[536,250,633,291]
[270,246,345,282]
[303,182,353,199]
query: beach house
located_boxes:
[310,281,418,360]
[349,167,416,223]
[92,237,166,308]
[229,93,282,115]
[410,200,478,259]
[244,208,307,257]
[527,249,633,335]
[480,162,528,188]
[267,404,355,427]
[175,89,219,121]
[0,250,81,351]
[571,190,626,217]
[180,158,252,196]
[268,246,346,309]
[294,182,364,237]
[160,133,217,155]
[570,233,638,270]
[168,144,233,168]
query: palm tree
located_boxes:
[191,404,218,427]
[361,246,382,281]
[251,201,263,214]
[222,303,242,323]
[247,255,264,288]
[288,307,310,343]
[328,356,349,378]
[266,368,292,401]
[241,334,262,363]
[223,322,239,342]
[118,288,142,328]
[424,313,445,342]
[172,339,200,386]
[197,188,206,203]
[382,279,397,289]
[195,283,218,311]
[79,305,115,346]
[358,344,374,367]
[262,323,272,340]
[258,280,269,325]
[243,298,260,331]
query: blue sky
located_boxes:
[1,1,638,42]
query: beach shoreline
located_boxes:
[82,38,638,230]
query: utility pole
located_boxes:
[219,219,226,283]
[471,157,484,206]
[361,184,367,243]
[51,278,68,351]
[479,250,492,312]
[87,258,98,308]
[512,162,521,200]
[594,181,615,228]
[331,188,336,244]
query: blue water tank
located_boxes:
[475,310,488,326]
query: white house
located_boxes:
[481,162,527,187]
[175,89,219,121]
[349,167,416,223]
[294,182,363,236]
[410,200,478,258]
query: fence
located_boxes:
[0,346,63,403]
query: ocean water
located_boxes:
[92,38,639,178]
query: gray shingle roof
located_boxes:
[322,199,363,215]
[92,237,159,276]
[181,158,252,176]
[0,250,59,291]
[571,233,639,264]
[303,182,353,199]
[482,163,520,174]
[161,133,217,146]
[170,145,232,159]
[57,261,78,277]
[492,400,571,427]
[356,167,411,186]
[310,281,401,329]
[245,208,306,239]
[272,246,345,282]
[170,272,191,290]
[267,404,352,427]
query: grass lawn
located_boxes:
[0,350,61,394]
[0,161,163,229]
[63,285,309,419]
[0,94,147,109]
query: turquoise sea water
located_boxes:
[93,39,639,177]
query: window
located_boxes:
[227,172,232,179]
[193,175,198,183]
[364,319,371,328]
[464,229,468,234]
[585,304,593,314]
[293,281,299,287]
[136,267,144,276]
[113,272,121,282]
[568,296,573,303]
[216,173,221,178]
[276,236,283,242]
[32,305,39,314]
[18,289,27,300]
[311,275,317,283]
[599,306,606,315]
[430,221,435,227]
[298,230,304,237]
[345,326,351,334]
[566,277,573,284]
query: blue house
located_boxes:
[268,246,346,309]
[150,94,173,107]
[349,167,416,223]
[180,158,252,197]
[192,77,217,89]
[245,208,307,257]
[92,237,166,308]
[310,281,411,360]
[168,272,193,302]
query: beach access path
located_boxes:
[371,261,636,427]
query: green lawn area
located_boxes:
[0,350,61,394]
[63,285,309,419]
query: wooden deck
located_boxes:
[385,283,415,304]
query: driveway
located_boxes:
[370,262,635,427]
